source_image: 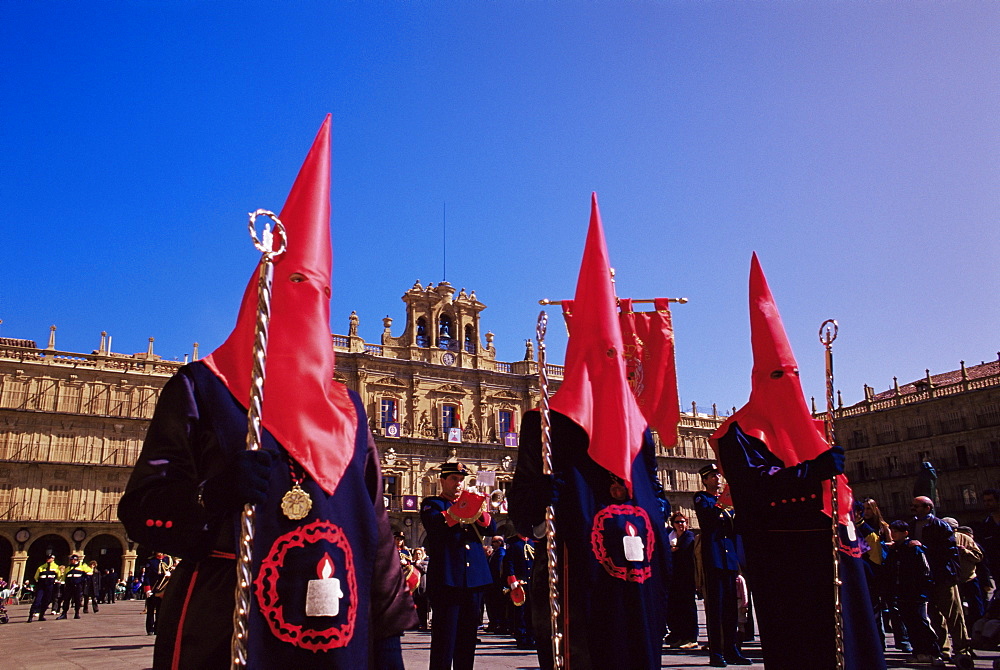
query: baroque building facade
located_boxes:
[837,356,1000,523]
[0,281,722,585]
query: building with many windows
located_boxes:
[837,356,1000,522]
[0,281,722,585]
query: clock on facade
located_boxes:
[72,528,87,543]
[442,351,456,366]
[15,528,30,543]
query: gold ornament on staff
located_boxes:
[231,209,287,669]
[536,310,565,670]
[819,319,845,670]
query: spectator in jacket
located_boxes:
[910,496,970,657]
[885,520,943,664]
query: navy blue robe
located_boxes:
[716,422,885,670]
[509,409,670,670]
[119,362,415,669]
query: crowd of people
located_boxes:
[852,491,1000,666]
[403,460,1000,670]
[7,551,176,633]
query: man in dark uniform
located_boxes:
[27,555,59,622]
[502,533,535,649]
[142,552,173,635]
[56,554,92,620]
[118,117,415,669]
[421,462,497,670]
[694,463,749,667]
[485,535,508,634]
[711,253,884,670]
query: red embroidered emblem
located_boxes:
[255,520,357,651]
[590,504,655,583]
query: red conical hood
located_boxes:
[712,252,851,523]
[550,193,647,491]
[749,252,799,384]
[204,115,357,495]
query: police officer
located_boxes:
[57,553,92,619]
[420,462,497,670]
[82,560,101,613]
[27,555,59,622]
[694,463,750,667]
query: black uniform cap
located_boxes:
[698,463,720,479]
[439,462,469,477]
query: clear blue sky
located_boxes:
[3,2,998,413]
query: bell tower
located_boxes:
[382,281,495,367]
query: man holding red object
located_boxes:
[421,461,497,669]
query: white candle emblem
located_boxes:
[306,554,343,617]
[622,522,645,562]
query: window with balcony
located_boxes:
[57,383,82,413]
[43,485,70,520]
[875,424,898,445]
[956,445,970,468]
[848,430,869,449]
[442,404,459,432]
[498,410,513,435]
[939,411,966,434]
[856,460,868,480]
[50,434,74,462]
[906,422,930,440]
[977,404,1000,428]
[380,398,398,429]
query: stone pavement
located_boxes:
[2,598,998,669]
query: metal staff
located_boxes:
[536,310,564,670]
[819,319,845,670]
[231,209,287,669]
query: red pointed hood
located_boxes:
[550,193,647,491]
[203,115,357,496]
[712,252,851,523]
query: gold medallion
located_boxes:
[281,484,312,520]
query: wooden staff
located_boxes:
[231,209,286,669]
[536,310,564,670]
[819,319,845,670]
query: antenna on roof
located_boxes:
[442,202,447,282]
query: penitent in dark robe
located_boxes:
[509,194,671,670]
[119,117,414,669]
[510,410,671,670]
[710,253,885,670]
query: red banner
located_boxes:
[618,298,680,447]
[562,296,681,448]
